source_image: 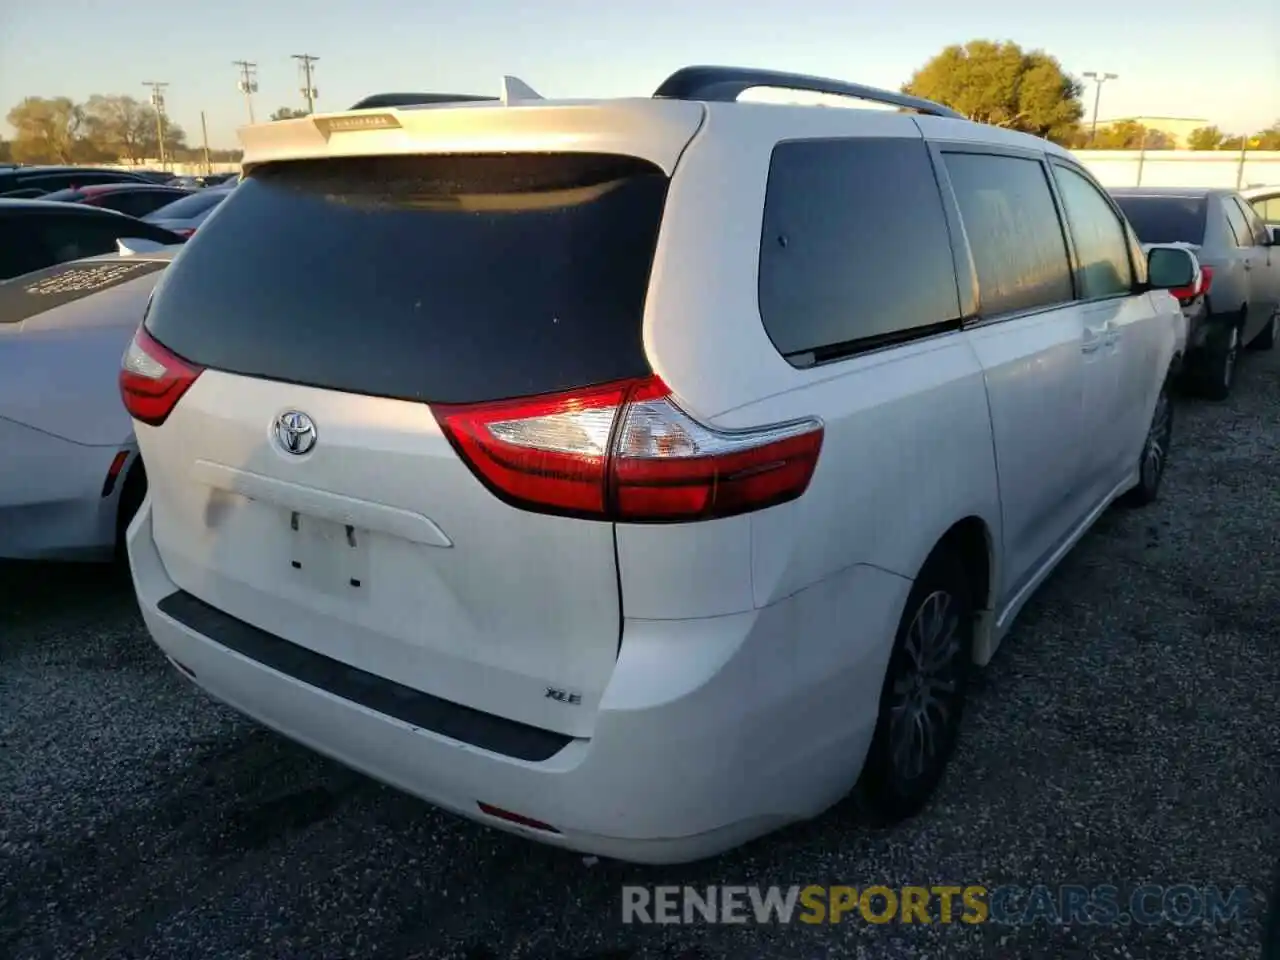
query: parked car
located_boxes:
[0,199,186,281]
[1242,184,1280,226]
[1110,187,1280,399]
[166,173,237,189]
[38,183,195,219]
[0,165,154,198]
[1,243,182,561]
[121,66,1194,864]
[142,183,235,237]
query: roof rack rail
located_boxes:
[652,66,964,119]
[348,92,498,110]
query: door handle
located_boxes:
[1104,323,1119,346]
[1081,331,1102,354]
[1244,260,1253,271]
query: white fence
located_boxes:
[1073,150,1280,190]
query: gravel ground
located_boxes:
[3,349,1280,960]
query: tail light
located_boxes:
[119,327,203,426]
[1171,265,1213,305]
[431,376,823,523]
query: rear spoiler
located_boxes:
[347,76,543,111]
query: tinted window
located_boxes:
[1112,195,1207,245]
[98,190,183,218]
[0,215,58,279]
[143,189,227,222]
[1052,164,1133,299]
[943,152,1073,316]
[38,212,182,266]
[145,153,667,404]
[758,137,961,361]
[1222,197,1253,247]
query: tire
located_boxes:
[1121,376,1173,507]
[113,458,147,561]
[856,546,973,822]
[1251,312,1278,351]
[1198,318,1242,401]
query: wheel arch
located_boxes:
[918,515,999,667]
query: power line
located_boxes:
[141,81,170,169]
[292,54,319,114]
[233,60,258,124]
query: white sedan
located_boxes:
[0,241,179,561]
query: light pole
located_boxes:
[142,81,170,169]
[233,60,258,124]
[1082,71,1118,146]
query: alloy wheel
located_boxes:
[1141,387,1172,492]
[888,589,963,782]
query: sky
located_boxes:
[1,0,1277,150]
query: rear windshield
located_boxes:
[143,189,228,221]
[1112,195,1207,245]
[144,153,669,404]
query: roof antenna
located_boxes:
[501,76,543,105]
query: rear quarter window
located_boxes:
[758,137,962,364]
[144,153,669,404]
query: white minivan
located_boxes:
[121,67,1195,864]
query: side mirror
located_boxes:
[1270,225,1280,247]
[1147,245,1197,291]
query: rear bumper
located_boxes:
[128,502,906,863]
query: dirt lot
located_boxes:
[3,349,1279,960]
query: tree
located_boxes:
[1187,126,1225,150]
[6,96,85,163]
[1220,135,1246,151]
[1088,121,1173,150]
[82,94,154,164]
[270,106,309,121]
[1251,123,1280,151]
[0,136,10,163]
[903,40,1084,144]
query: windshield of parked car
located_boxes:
[1112,195,1207,245]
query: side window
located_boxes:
[1051,164,1134,299]
[758,137,962,362]
[1252,196,1280,222]
[102,192,159,218]
[942,151,1074,317]
[1222,199,1253,247]
[1233,196,1270,246]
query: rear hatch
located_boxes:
[131,101,703,738]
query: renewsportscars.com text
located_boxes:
[621,884,1253,927]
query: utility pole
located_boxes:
[1082,71,1118,147]
[233,60,258,124]
[142,81,170,169]
[200,111,211,175]
[292,54,319,114]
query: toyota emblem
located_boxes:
[274,410,317,456]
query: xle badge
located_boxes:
[545,687,583,706]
